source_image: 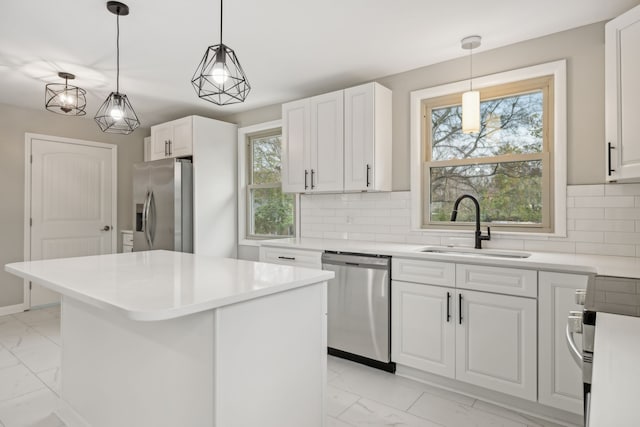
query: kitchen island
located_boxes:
[5,250,334,427]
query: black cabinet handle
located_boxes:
[311,169,316,189]
[304,170,309,190]
[446,292,451,323]
[458,293,463,325]
[164,140,169,156]
[278,256,296,261]
[168,140,172,156]
[366,164,371,187]
[608,142,615,176]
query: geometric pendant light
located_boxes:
[94,1,140,135]
[191,0,251,105]
[461,35,481,134]
[45,72,87,116]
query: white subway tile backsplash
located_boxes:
[567,185,605,197]
[605,183,640,196]
[299,183,640,257]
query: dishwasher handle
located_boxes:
[321,252,390,269]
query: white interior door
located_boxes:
[28,135,116,307]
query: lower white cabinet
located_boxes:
[456,289,537,401]
[392,281,455,378]
[258,246,322,269]
[538,271,588,414]
[392,270,537,401]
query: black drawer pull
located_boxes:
[278,256,296,261]
[446,292,451,323]
[608,142,615,176]
[458,294,463,325]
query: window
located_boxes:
[245,128,295,239]
[410,61,566,235]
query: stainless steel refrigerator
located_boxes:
[132,158,193,252]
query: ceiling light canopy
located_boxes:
[45,72,87,116]
[95,1,140,135]
[461,35,481,134]
[191,0,250,105]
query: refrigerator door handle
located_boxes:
[142,190,151,247]
[146,191,156,247]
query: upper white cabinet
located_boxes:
[282,91,343,192]
[605,4,640,182]
[538,271,588,415]
[344,83,392,191]
[150,116,194,160]
[282,82,392,193]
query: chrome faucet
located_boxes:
[450,194,491,249]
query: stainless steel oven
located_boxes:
[566,275,639,427]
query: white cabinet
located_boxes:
[392,281,455,378]
[259,246,322,269]
[150,116,193,160]
[121,230,133,253]
[282,91,343,193]
[538,272,588,414]
[455,289,537,401]
[281,82,392,193]
[344,83,392,191]
[391,258,537,401]
[605,4,640,182]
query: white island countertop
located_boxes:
[260,237,640,279]
[5,250,334,321]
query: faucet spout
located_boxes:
[450,194,491,249]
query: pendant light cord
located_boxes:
[219,0,223,43]
[469,47,473,92]
[116,8,120,94]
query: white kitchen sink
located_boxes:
[417,246,532,259]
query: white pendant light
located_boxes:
[461,35,481,134]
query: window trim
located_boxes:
[238,120,299,246]
[410,60,567,237]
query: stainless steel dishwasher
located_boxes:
[322,251,395,372]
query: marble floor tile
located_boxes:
[0,364,46,402]
[28,321,61,347]
[11,309,59,327]
[327,385,360,417]
[0,327,51,352]
[36,368,61,396]
[339,398,443,427]
[472,401,573,427]
[0,349,20,371]
[0,388,62,427]
[408,391,527,427]
[10,341,60,374]
[327,415,355,427]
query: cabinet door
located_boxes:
[344,84,374,191]
[455,290,537,401]
[391,281,455,378]
[606,5,640,181]
[309,91,344,192]
[150,124,172,160]
[538,272,587,414]
[282,99,310,193]
[170,117,193,158]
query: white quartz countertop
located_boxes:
[259,237,640,279]
[5,250,334,321]
[589,312,640,426]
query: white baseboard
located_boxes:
[0,303,26,317]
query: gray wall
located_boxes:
[0,103,147,307]
[225,21,608,190]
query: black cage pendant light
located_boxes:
[95,1,140,135]
[191,0,250,105]
[45,72,87,116]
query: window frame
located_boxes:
[410,60,567,236]
[237,120,299,246]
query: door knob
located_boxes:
[101,225,111,231]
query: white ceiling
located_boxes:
[1,0,639,127]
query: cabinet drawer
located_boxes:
[392,258,455,287]
[122,232,133,245]
[456,264,537,297]
[122,244,133,253]
[259,247,322,269]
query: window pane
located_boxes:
[251,135,282,184]
[431,91,543,161]
[250,187,295,236]
[430,160,543,225]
